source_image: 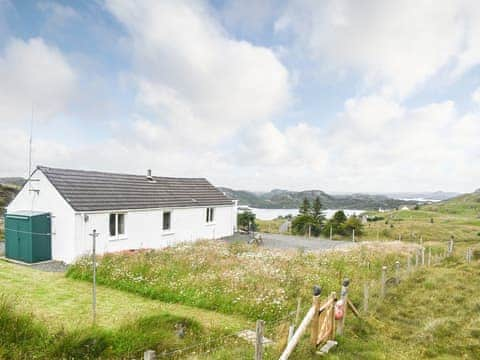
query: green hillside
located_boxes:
[220,187,417,210]
[362,190,480,243]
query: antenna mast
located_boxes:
[29,104,33,179]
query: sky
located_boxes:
[0,0,479,193]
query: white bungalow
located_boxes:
[6,166,237,263]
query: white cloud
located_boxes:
[277,0,480,97]
[106,0,291,144]
[472,87,480,104]
[0,37,76,123]
[38,1,79,26]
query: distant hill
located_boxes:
[383,191,460,201]
[219,187,417,210]
[0,177,25,187]
[0,183,20,216]
[423,190,480,217]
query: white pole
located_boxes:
[90,229,99,325]
[352,229,355,242]
[330,225,332,241]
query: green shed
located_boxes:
[4,211,52,263]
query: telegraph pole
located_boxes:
[90,229,99,325]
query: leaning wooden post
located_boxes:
[380,266,387,300]
[310,285,322,346]
[255,320,265,360]
[336,278,350,336]
[279,287,321,360]
[395,261,400,285]
[363,282,369,313]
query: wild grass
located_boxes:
[67,241,417,322]
[0,295,208,359]
[0,260,247,332]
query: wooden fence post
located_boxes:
[448,237,454,256]
[337,278,350,335]
[279,287,321,360]
[144,350,156,360]
[255,320,265,360]
[421,247,425,266]
[428,247,432,267]
[395,261,400,285]
[380,266,387,300]
[310,286,321,346]
[352,229,355,242]
[363,282,369,313]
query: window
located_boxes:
[163,211,171,230]
[109,214,116,236]
[109,213,126,237]
[206,207,215,223]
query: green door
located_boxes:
[5,215,31,262]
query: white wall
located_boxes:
[74,205,237,260]
[6,170,76,263]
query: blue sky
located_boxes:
[0,0,479,193]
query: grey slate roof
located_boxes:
[37,166,234,212]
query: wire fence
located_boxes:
[146,242,478,359]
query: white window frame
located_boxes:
[109,212,127,240]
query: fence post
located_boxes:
[363,282,369,313]
[310,286,321,345]
[421,247,425,266]
[415,250,419,267]
[448,237,454,256]
[279,287,321,360]
[144,350,156,360]
[428,247,432,267]
[337,278,350,336]
[380,266,387,300]
[352,229,355,242]
[395,261,400,285]
[255,320,265,360]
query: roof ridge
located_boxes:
[37,165,207,181]
[35,165,233,211]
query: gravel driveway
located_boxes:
[225,233,355,251]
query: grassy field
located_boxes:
[186,253,480,359]
[0,260,249,358]
[363,203,480,245]
[329,257,480,359]
[66,241,417,322]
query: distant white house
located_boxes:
[7,166,237,263]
